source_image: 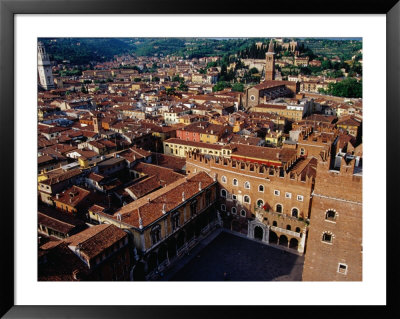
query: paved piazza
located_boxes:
[169,231,304,281]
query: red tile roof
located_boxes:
[109,171,215,229]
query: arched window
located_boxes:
[244,195,250,204]
[286,225,291,230]
[150,225,161,246]
[258,185,264,192]
[240,209,246,217]
[190,200,198,216]
[257,199,264,208]
[221,204,226,211]
[172,212,180,231]
[221,176,227,183]
[276,204,283,213]
[292,208,299,218]
[244,181,250,189]
[322,232,333,243]
[231,207,237,214]
[325,210,336,221]
[220,189,227,198]
[273,221,277,227]
[232,178,238,186]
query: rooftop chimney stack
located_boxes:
[199,182,202,191]
[182,191,185,202]
[162,203,166,214]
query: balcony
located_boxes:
[254,207,309,227]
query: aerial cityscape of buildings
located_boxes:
[37,37,362,281]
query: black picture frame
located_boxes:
[1,0,398,317]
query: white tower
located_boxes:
[37,42,55,90]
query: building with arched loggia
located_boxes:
[88,171,219,280]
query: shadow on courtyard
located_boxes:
[169,231,304,281]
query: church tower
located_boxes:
[37,42,55,90]
[265,39,275,81]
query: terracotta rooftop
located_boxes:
[40,168,82,186]
[232,144,297,164]
[65,224,127,260]
[125,175,163,199]
[164,138,224,151]
[132,162,184,185]
[109,171,215,229]
[52,185,91,208]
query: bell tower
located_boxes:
[37,42,55,90]
[265,39,275,81]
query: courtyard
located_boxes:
[167,231,304,281]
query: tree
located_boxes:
[172,75,181,82]
[325,78,362,98]
[231,83,244,92]
[80,84,88,94]
[178,83,188,91]
[249,67,259,75]
[212,81,231,92]
[166,87,176,95]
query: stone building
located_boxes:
[37,42,55,90]
[244,81,299,109]
[88,171,219,280]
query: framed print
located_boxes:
[1,0,399,317]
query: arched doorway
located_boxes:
[254,226,263,240]
[269,231,278,244]
[289,238,298,250]
[279,235,288,247]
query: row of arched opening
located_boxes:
[254,226,299,250]
[133,208,217,280]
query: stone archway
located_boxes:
[289,238,298,250]
[254,226,264,240]
[269,231,278,244]
[279,235,288,247]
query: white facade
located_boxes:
[37,42,55,90]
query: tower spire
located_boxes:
[37,41,55,90]
[268,39,275,53]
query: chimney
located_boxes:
[56,193,60,199]
[162,203,166,214]
[182,191,185,202]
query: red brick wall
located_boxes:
[302,158,362,281]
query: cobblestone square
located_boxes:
[170,231,304,281]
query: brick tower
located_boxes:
[265,39,275,81]
[302,151,362,281]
